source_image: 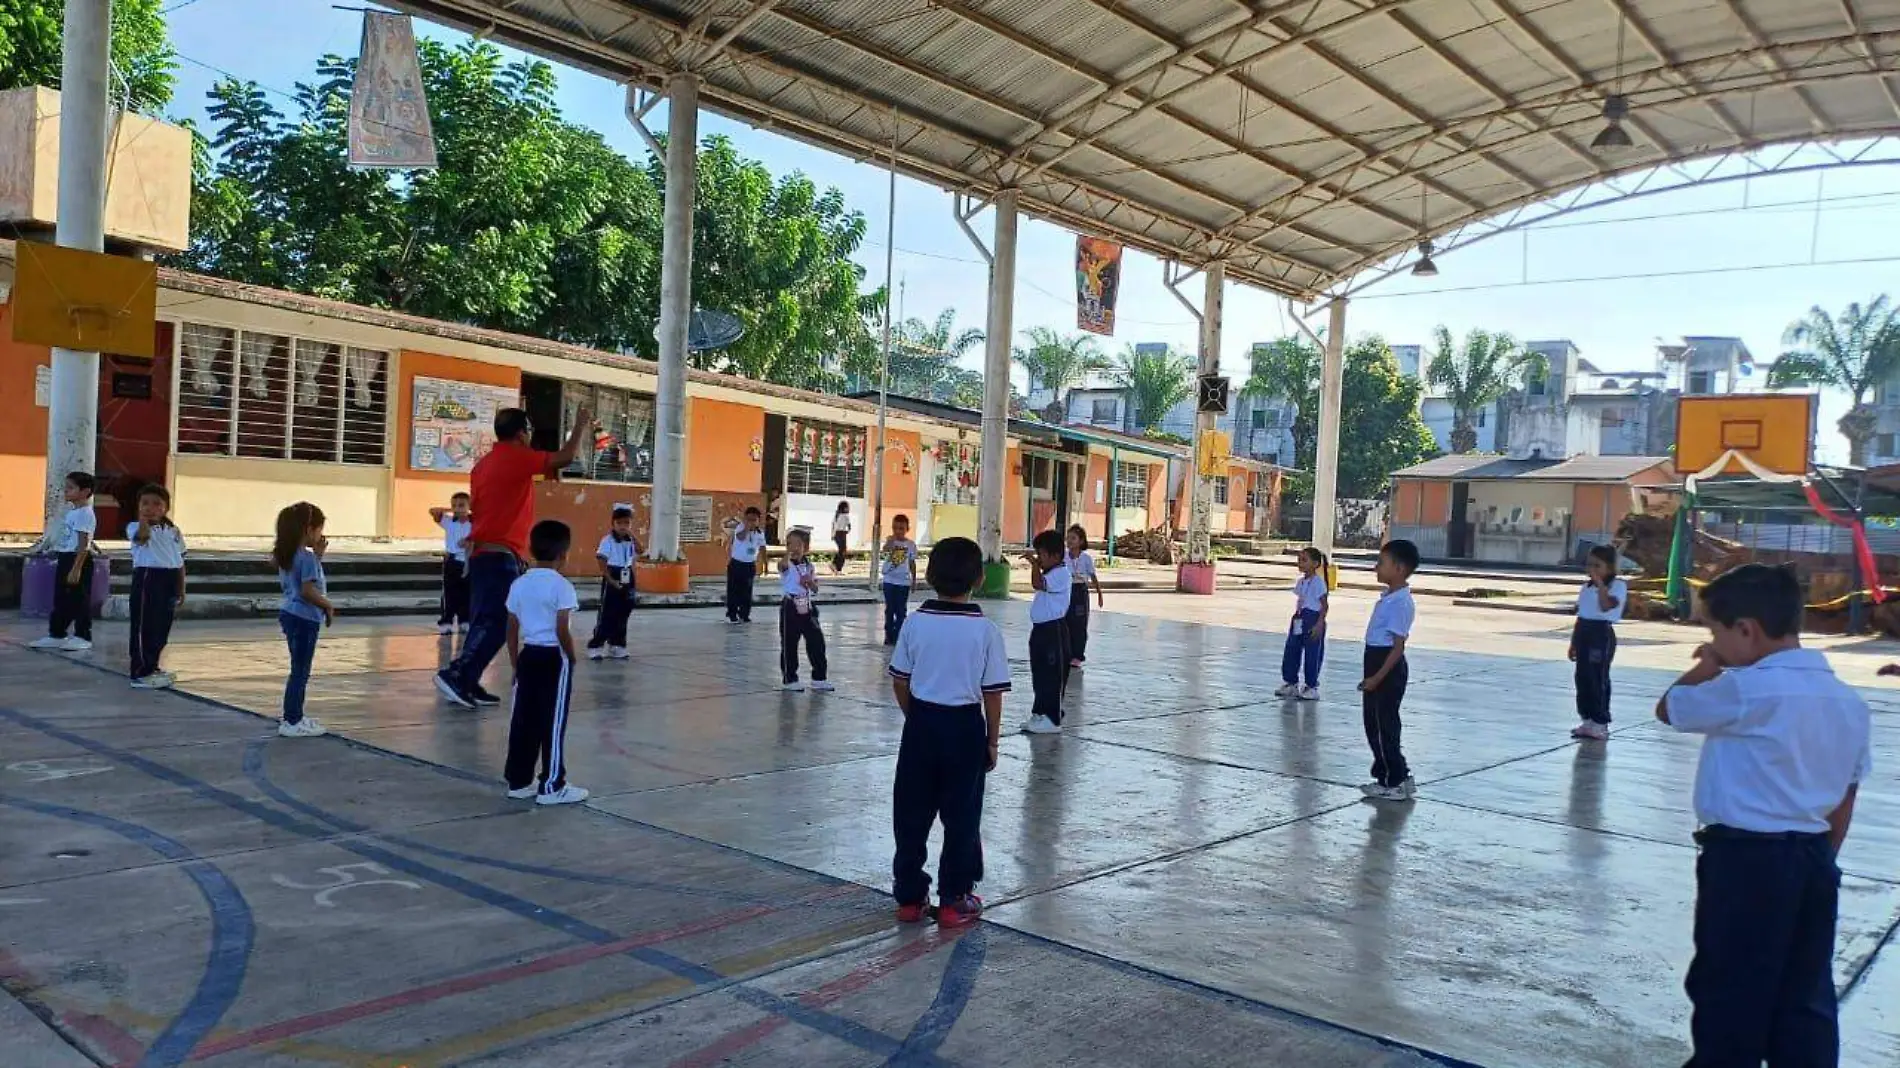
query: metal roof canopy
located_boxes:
[388,0,1900,300]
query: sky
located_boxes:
[160,0,1900,462]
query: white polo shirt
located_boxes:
[1067,550,1097,583]
[126,521,187,570]
[53,504,96,553]
[1030,563,1072,624]
[780,558,817,598]
[1665,647,1873,834]
[1576,579,1628,622]
[505,567,579,648]
[888,600,1011,706]
[729,528,767,563]
[597,533,638,575]
[438,514,472,561]
[1364,585,1415,647]
[1293,573,1328,613]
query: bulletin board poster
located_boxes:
[410,376,517,474]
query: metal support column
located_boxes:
[1312,298,1348,557]
[1184,261,1224,569]
[648,72,698,561]
[41,0,112,535]
[976,189,1018,594]
[869,116,897,589]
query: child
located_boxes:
[1359,539,1418,801]
[429,493,473,635]
[724,506,767,623]
[879,514,919,646]
[1063,525,1103,669]
[1656,563,1871,1067]
[31,471,98,653]
[587,504,639,660]
[778,529,834,692]
[272,502,333,739]
[1568,544,1626,741]
[504,519,589,806]
[830,500,852,574]
[1277,546,1330,701]
[888,536,1009,929]
[1021,529,1072,735]
[127,485,187,689]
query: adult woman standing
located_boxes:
[830,501,853,573]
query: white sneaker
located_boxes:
[130,675,158,689]
[587,647,605,661]
[609,646,630,660]
[1022,714,1061,735]
[1578,722,1610,741]
[810,680,836,692]
[506,785,538,800]
[536,784,589,806]
[29,636,65,650]
[62,637,92,653]
[1358,781,1386,797]
[1273,682,1298,697]
[277,717,328,738]
[1297,685,1320,701]
[438,624,454,635]
[150,671,175,689]
[1365,784,1410,802]
[783,680,807,692]
[1395,777,1418,799]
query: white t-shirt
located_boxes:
[1030,563,1073,624]
[438,514,472,561]
[1293,573,1328,613]
[126,521,187,570]
[1067,550,1097,583]
[597,533,638,579]
[1364,586,1416,647]
[729,528,767,563]
[505,567,579,647]
[832,513,852,534]
[53,503,96,553]
[889,601,1012,706]
[780,558,817,598]
[881,539,919,587]
[1576,578,1628,622]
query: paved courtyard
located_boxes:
[2,583,1896,1067]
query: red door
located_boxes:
[93,322,174,536]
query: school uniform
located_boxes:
[1572,577,1626,726]
[278,548,327,726]
[588,532,639,653]
[436,514,472,627]
[778,558,828,684]
[726,528,767,622]
[47,502,97,641]
[888,600,1011,906]
[1064,549,1097,664]
[504,568,579,797]
[880,538,918,645]
[1029,563,1072,725]
[1666,649,1872,1068]
[831,512,852,572]
[1361,585,1416,789]
[126,520,186,680]
[1281,572,1328,688]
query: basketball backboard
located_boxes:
[1674,393,1815,476]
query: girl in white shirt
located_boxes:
[1063,525,1104,668]
[127,484,188,688]
[830,500,852,574]
[1276,546,1330,700]
[1569,544,1627,740]
[778,529,834,692]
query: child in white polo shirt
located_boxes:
[1359,539,1418,802]
[429,492,473,635]
[503,520,588,806]
[587,503,639,660]
[888,536,1009,929]
[1568,543,1627,740]
[31,471,98,653]
[127,484,187,689]
[1021,528,1072,735]
[1063,525,1103,669]
[1657,563,1871,1067]
[879,514,919,646]
[724,506,767,623]
[1277,545,1330,701]
[778,529,833,693]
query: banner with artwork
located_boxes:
[1075,235,1123,336]
[410,376,516,473]
[349,13,439,169]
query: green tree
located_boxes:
[1013,326,1107,404]
[1245,334,1436,498]
[1244,336,1321,465]
[890,308,984,406]
[1766,296,1900,466]
[0,0,175,113]
[1425,325,1544,453]
[1116,344,1193,430]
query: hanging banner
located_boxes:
[349,13,439,169]
[1075,236,1123,336]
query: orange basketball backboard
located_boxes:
[1675,394,1814,475]
[9,240,157,357]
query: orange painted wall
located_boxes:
[1421,480,1452,525]
[1147,462,1168,528]
[0,302,52,533]
[684,396,762,493]
[391,350,521,538]
[1079,453,1109,542]
[1225,470,1252,533]
[1391,481,1422,526]
[1573,484,1611,533]
[1004,445,1026,544]
[880,428,922,512]
[534,482,764,579]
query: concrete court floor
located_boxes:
[0,585,1895,1068]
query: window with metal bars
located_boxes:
[1213,477,1230,505]
[785,419,866,497]
[556,381,656,484]
[1113,461,1149,510]
[175,323,387,464]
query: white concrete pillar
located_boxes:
[976,189,1018,565]
[649,73,698,561]
[41,0,112,536]
[1312,297,1348,556]
[1185,261,1224,564]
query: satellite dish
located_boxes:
[654,308,746,352]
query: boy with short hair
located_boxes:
[1359,538,1419,802]
[1657,563,1871,1067]
[724,506,767,623]
[429,493,473,635]
[32,471,99,653]
[587,503,639,660]
[504,519,588,806]
[127,484,187,688]
[889,536,1009,929]
[879,514,919,646]
[1021,529,1072,735]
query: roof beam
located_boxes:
[1479,0,1672,151]
[1600,0,1749,139]
[1719,0,1832,131]
[1835,0,1900,121]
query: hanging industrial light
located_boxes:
[1592,15,1635,153]
[1411,239,1439,277]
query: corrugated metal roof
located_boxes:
[386,0,1900,300]
[1394,453,1671,481]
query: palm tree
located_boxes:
[889,308,984,404]
[1425,326,1546,454]
[1116,345,1194,430]
[1013,327,1108,411]
[1767,296,1900,466]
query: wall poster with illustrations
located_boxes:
[410,376,517,473]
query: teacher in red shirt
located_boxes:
[435,405,588,708]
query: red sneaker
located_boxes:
[937,893,983,929]
[895,901,933,923]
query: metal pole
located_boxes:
[1105,445,1118,563]
[976,189,1018,582]
[870,115,896,589]
[1185,261,1224,570]
[649,72,698,561]
[1312,297,1348,557]
[41,0,112,537]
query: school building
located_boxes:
[0,239,1278,578]
[1386,453,1674,566]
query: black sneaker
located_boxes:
[469,685,502,706]
[434,670,474,708]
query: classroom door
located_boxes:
[761,413,787,544]
[93,322,175,534]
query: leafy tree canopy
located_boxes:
[1246,334,1436,499]
[0,0,175,114]
[1425,325,1543,454]
[1766,295,1899,466]
[1115,344,1193,429]
[1014,326,1107,399]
